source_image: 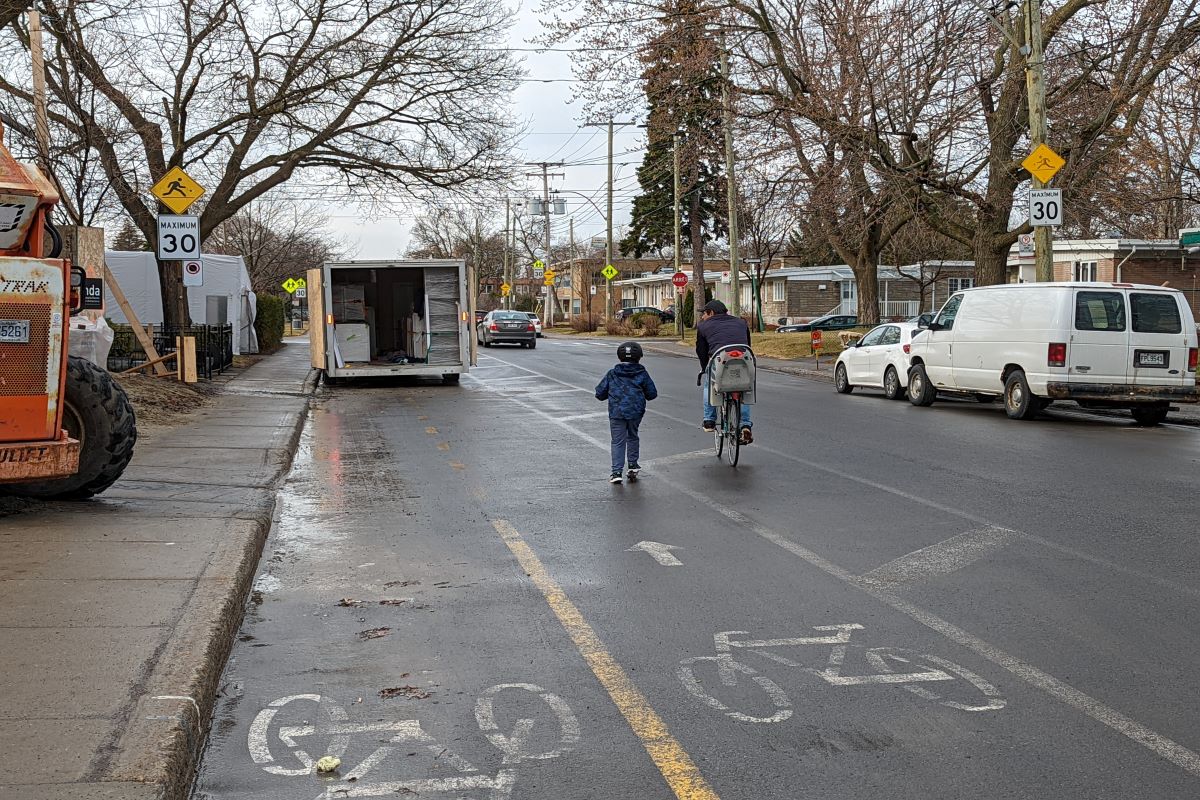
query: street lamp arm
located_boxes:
[552,190,608,223]
[961,0,1029,54]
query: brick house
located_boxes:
[1008,239,1200,318]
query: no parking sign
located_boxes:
[182,260,203,287]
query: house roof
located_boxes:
[612,261,975,286]
[1006,238,1184,266]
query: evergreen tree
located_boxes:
[111,218,149,251]
[619,0,725,289]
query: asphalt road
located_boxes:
[192,337,1200,800]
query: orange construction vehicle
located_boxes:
[0,122,135,498]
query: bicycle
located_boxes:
[677,624,1005,724]
[706,345,756,467]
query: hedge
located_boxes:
[255,294,287,352]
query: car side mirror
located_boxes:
[922,320,940,331]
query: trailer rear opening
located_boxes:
[308,259,471,384]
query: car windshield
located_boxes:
[493,312,526,320]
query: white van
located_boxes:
[907,282,1199,425]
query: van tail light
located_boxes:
[489,323,499,331]
[903,343,911,354]
[1189,347,1198,372]
[1048,342,1067,367]
[527,323,535,332]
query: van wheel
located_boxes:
[1130,404,1169,426]
[441,373,461,385]
[883,366,903,400]
[834,363,853,394]
[908,364,936,406]
[1003,370,1040,420]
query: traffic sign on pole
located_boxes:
[151,167,206,214]
[282,278,299,293]
[1021,144,1065,184]
[672,271,689,289]
[1029,189,1063,227]
[501,282,511,296]
[182,260,203,287]
[157,215,200,260]
[601,264,618,281]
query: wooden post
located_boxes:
[182,336,198,383]
[103,264,169,376]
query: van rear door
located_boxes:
[1068,289,1128,385]
[1128,290,1191,386]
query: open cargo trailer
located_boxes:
[307,259,472,384]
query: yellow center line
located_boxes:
[492,519,720,800]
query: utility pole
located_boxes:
[468,215,480,366]
[27,10,51,178]
[503,198,511,310]
[585,120,634,319]
[525,162,564,328]
[720,44,741,316]
[568,217,576,322]
[674,132,684,338]
[1023,0,1053,282]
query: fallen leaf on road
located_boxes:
[358,627,391,640]
[384,580,419,588]
[379,685,431,700]
[338,598,365,607]
[315,755,341,773]
[378,599,409,606]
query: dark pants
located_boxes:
[609,415,642,473]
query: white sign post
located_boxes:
[182,259,203,287]
[1029,189,1063,227]
[157,215,201,259]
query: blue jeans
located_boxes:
[609,416,642,473]
[702,373,751,428]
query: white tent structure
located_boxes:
[103,251,258,354]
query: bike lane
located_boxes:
[455,348,1200,799]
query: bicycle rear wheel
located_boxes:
[723,396,741,466]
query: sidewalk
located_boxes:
[0,341,315,799]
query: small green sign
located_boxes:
[1179,228,1200,248]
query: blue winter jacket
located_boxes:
[595,363,658,419]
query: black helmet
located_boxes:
[617,341,643,362]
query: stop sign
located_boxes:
[811,329,823,351]
[672,271,689,289]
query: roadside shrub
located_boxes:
[255,294,286,352]
[604,319,631,336]
[570,314,600,333]
[640,315,662,336]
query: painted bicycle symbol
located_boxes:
[678,624,1005,724]
[248,683,578,799]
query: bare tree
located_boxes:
[0,0,520,324]
[737,166,796,329]
[209,201,350,294]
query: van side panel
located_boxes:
[1127,291,1194,388]
[307,267,326,370]
[951,287,1069,394]
[1067,288,1128,387]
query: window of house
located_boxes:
[1073,261,1097,282]
[741,284,753,308]
[772,281,785,302]
[1131,293,1182,333]
[1074,292,1125,331]
[947,277,974,294]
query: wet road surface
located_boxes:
[193,337,1200,799]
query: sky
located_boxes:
[324,5,647,261]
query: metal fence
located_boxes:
[107,323,234,379]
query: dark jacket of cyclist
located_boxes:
[696,300,751,369]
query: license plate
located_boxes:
[1136,350,1168,367]
[0,320,30,343]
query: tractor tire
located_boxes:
[10,357,137,500]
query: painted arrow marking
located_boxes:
[627,541,683,566]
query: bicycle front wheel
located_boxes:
[723,396,741,466]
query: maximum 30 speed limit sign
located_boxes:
[157,215,201,259]
[1029,189,1063,227]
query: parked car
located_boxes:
[906,282,1199,424]
[616,306,675,323]
[474,310,487,324]
[777,314,858,333]
[834,323,922,400]
[524,312,543,337]
[477,310,537,349]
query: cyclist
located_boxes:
[696,299,752,443]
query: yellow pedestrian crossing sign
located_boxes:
[1021,144,1065,183]
[151,167,206,214]
[501,282,511,296]
[601,264,618,281]
[533,260,545,270]
[282,278,299,293]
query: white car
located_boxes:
[525,312,543,337]
[834,322,922,400]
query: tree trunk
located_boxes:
[159,259,191,327]
[853,258,880,326]
[689,191,705,325]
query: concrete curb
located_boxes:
[107,377,316,800]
